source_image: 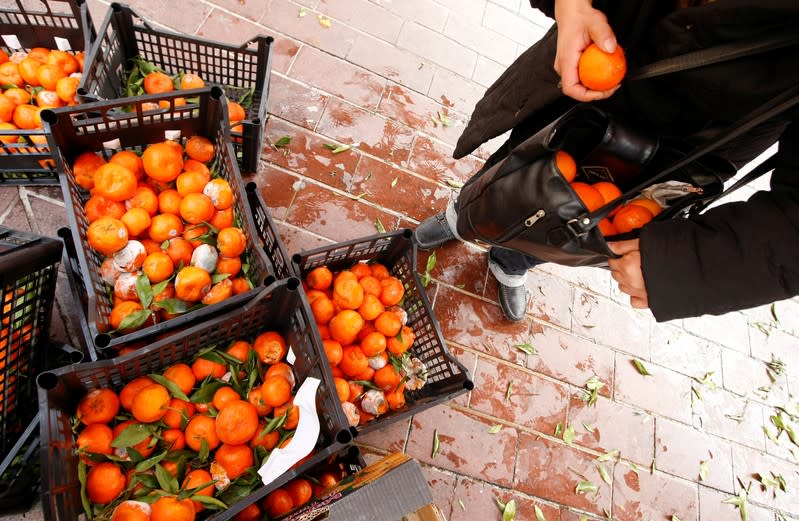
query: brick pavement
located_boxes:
[1,1,798,520]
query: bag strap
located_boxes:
[570,83,799,235]
[687,154,776,216]
[628,27,799,80]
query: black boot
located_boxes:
[497,281,528,322]
[414,212,456,250]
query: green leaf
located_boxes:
[112,423,152,448]
[152,278,171,297]
[426,251,437,273]
[671,516,681,521]
[274,136,292,148]
[432,430,441,458]
[699,460,709,481]
[117,309,152,331]
[582,422,596,433]
[505,380,514,402]
[136,273,153,309]
[575,481,598,494]
[632,359,651,376]
[78,460,92,519]
[722,487,749,521]
[598,464,612,486]
[211,272,231,284]
[191,381,226,404]
[534,505,547,521]
[488,424,502,434]
[155,463,179,495]
[458,499,465,511]
[553,423,562,437]
[770,303,779,323]
[514,342,536,355]
[148,373,190,401]
[191,494,228,510]
[261,410,288,436]
[298,7,307,16]
[136,451,168,472]
[501,499,516,521]
[390,176,399,188]
[439,113,452,127]
[199,437,210,463]
[375,218,386,234]
[562,424,575,445]
[323,143,351,154]
[419,271,432,288]
[151,298,191,315]
[446,179,464,188]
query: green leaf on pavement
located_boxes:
[488,424,502,434]
[432,430,441,458]
[274,136,291,148]
[534,504,547,521]
[514,342,536,355]
[375,218,386,234]
[575,481,598,494]
[598,464,612,486]
[562,424,575,445]
[699,460,709,481]
[632,359,651,376]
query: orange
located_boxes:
[228,101,246,123]
[126,185,159,216]
[0,94,14,123]
[262,488,293,518]
[247,387,273,416]
[119,376,155,411]
[233,504,262,521]
[185,415,220,452]
[175,266,212,302]
[112,420,155,458]
[214,443,254,480]
[627,197,663,217]
[250,421,280,449]
[216,227,247,257]
[374,310,401,337]
[77,388,120,424]
[209,207,234,229]
[612,204,654,234]
[311,295,335,324]
[85,195,126,223]
[180,73,205,90]
[386,384,406,410]
[73,151,107,190]
[35,63,66,90]
[306,266,333,290]
[35,89,62,109]
[185,135,214,163]
[350,263,372,279]
[26,48,50,63]
[333,277,364,310]
[212,386,240,411]
[56,75,80,104]
[226,340,251,363]
[143,72,174,94]
[158,189,183,215]
[149,213,184,243]
[338,345,369,378]
[86,462,126,505]
[329,309,364,345]
[191,357,226,381]
[164,238,194,267]
[387,325,414,355]
[555,150,577,182]
[253,331,287,364]
[374,364,402,391]
[120,207,151,237]
[0,62,22,87]
[183,158,211,176]
[183,224,210,247]
[359,275,382,297]
[162,398,195,430]
[201,278,233,305]
[215,400,259,444]
[597,217,618,236]
[265,362,296,388]
[179,192,215,224]
[358,293,384,321]
[163,363,196,395]
[333,377,350,402]
[131,383,170,423]
[18,57,41,86]
[47,50,79,75]
[76,423,114,464]
[4,88,29,106]
[203,178,234,210]
[323,339,343,366]
[110,500,151,521]
[578,42,627,91]
[176,169,210,196]
[274,402,300,430]
[361,331,387,357]
[141,252,173,283]
[110,300,145,330]
[260,376,291,408]
[370,263,391,280]
[216,256,241,277]
[593,181,622,206]
[571,182,604,212]
[141,238,161,255]
[13,104,42,129]
[0,121,17,144]
[88,216,129,255]
[182,468,213,513]
[93,163,138,202]
[142,142,183,182]
[150,496,195,521]
[379,277,404,306]
[285,478,313,508]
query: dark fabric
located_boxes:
[489,247,543,276]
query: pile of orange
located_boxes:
[78,135,252,339]
[554,150,662,235]
[0,46,85,145]
[304,262,425,428]
[72,332,328,521]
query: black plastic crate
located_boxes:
[0,0,95,186]
[291,230,474,438]
[79,2,273,173]
[45,87,292,358]
[37,278,353,521]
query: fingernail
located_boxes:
[600,38,616,53]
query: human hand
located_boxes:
[607,239,649,309]
[553,0,620,101]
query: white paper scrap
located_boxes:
[257,376,320,485]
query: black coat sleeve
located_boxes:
[529,0,555,18]
[639,121,799,321]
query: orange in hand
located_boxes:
[612,204,654,234]
[555,150,577,182]
[578,42,626,91]
[570,182,604,212]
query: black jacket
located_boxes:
[454,0,799,321]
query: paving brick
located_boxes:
[731,443,799,512]
[649,321,723,378]
[249,164,299,220]
[614,352,694,424]
[272,36,302,74]
[397,22,477,79]
[417,241,489,297]
[482,1,550,45]
[316,98,415,164]
[351,155,450,222]
[347,32,435,93]
[682,311,751,353]
[195,7,262,44]
[317,0,403,43]
[369,0,450,32]
[749,326,799,378]
[698,485,776,521]
[654,417,735,493]
[470,354,569,433]
[515,434,612,517]
[25,192,68,238]
[721,348,791,407]
[540,263,613,299]
[273,222,334,257]
[378,84,466,147]
[525,269,574,328]
[406,405,518,486]
[611,464,699,521]
[434,0,486,23]
[206,0,265,22]
[527,322,615,392]
[519,5,556,29]
[571,289,652,358]
[407,135,483,186]
[0,199,31,231]
[472,55,505,87]
[489,0,522,13]
[0,187,19,218]
[427,67,486,115]
[694,387,766,450]
[433,285,530,365]
[419,465,457,521]
[355,417,410,453]
[289,43,386,110]
[267,74,329,130]
[261,117,361,192]
[259,0,357,59]
[122,0,212,35]
[568,394,655,466]
[86,0,111,35]
[442,15,517,66]
[449,476,561,521]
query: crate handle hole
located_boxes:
[402,229,412,240]
[56,227,70,239]
[264,275,276,287]
[95,334,111,348]
[463,379,475,391]
[336,429,353,444]
[349,426,359,439]
[40,109,58,125]
[37,372,58,390]
[291,253,302,265]
[245,182,256,193]
[210,86,223,100]
[346,445,360,459]
[286,277,299,291]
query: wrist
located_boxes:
[554,0,593,21]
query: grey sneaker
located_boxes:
[498,281,528,322]
[414,212,456,250]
